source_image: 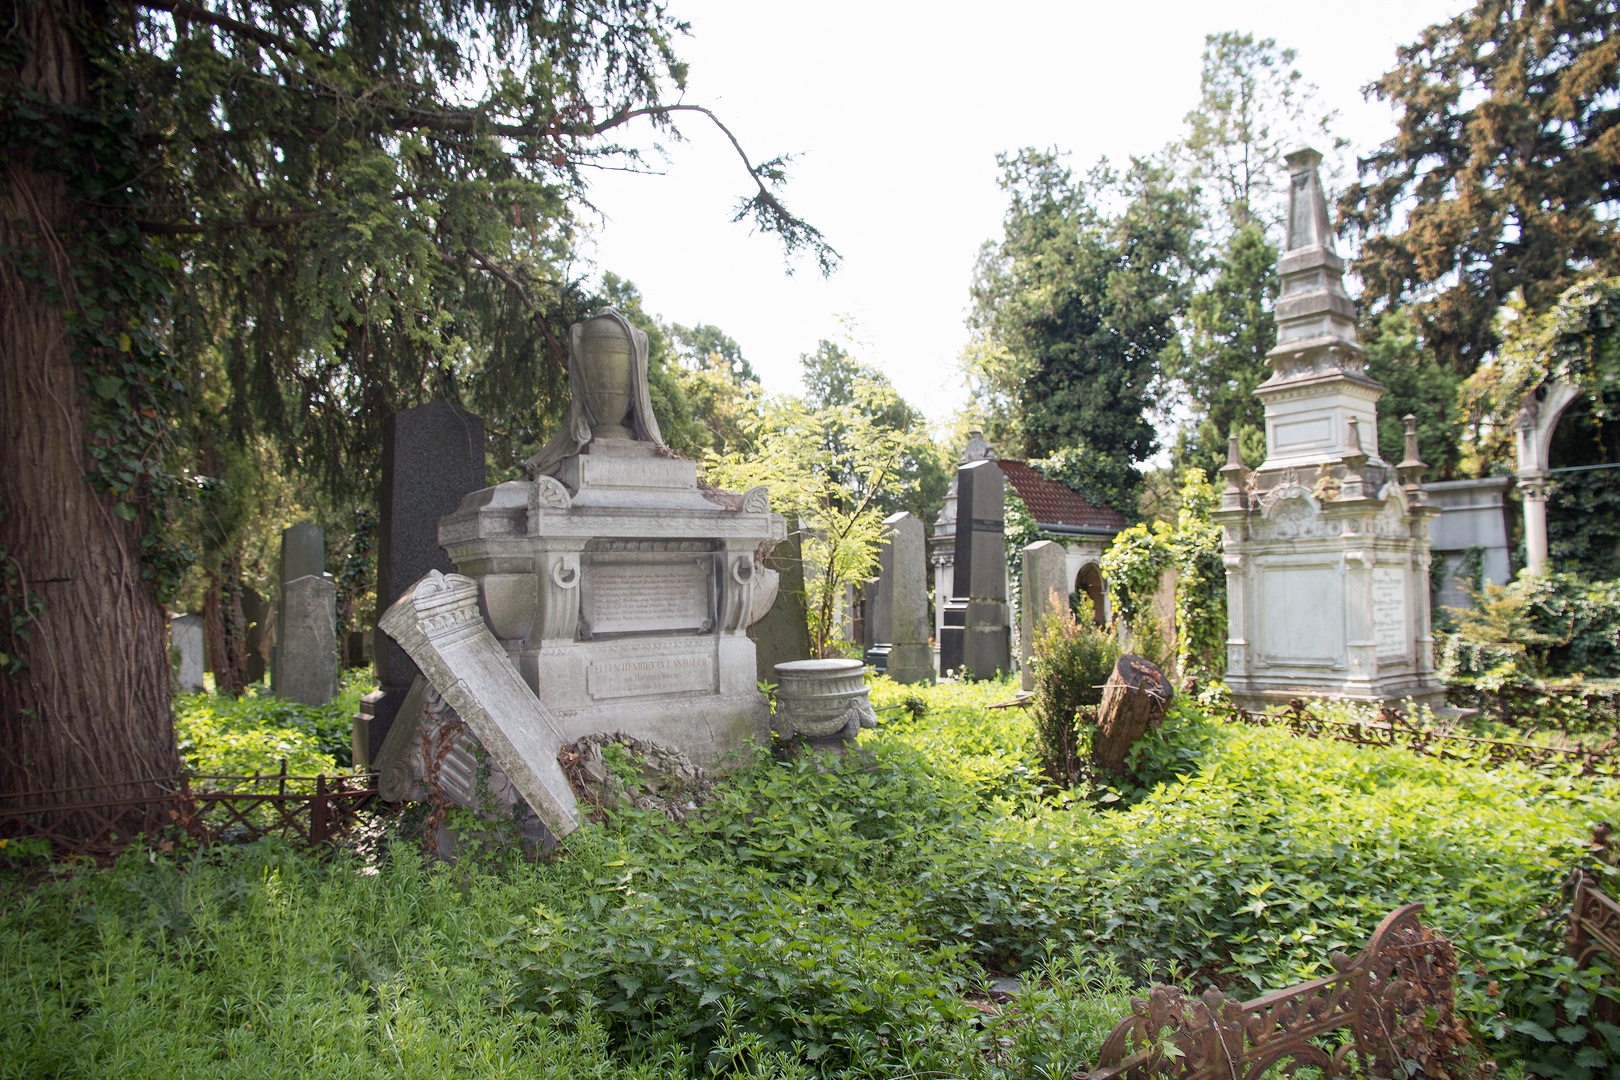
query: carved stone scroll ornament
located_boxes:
[741,485,770,514]
[1080,904,1476,1080]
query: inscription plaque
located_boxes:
[583,558,711,636]
[588,654,715,699]
[1372,568,1407,657]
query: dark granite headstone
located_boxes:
[366,401,486,761]
[280,522,325,584]
[753,529,813,684]
[944,460,1009,679]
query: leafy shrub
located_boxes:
[174,668,374,774]
[1100,471,1226,682]
[1449,572,1620,679]
[1029,597,1120,785]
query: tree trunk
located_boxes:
[203,551,248,698]
[1091,655,1172,776]
[0,0,181,834]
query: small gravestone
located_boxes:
[276,575,339,706]
[1020,540,1069,691]
[866,512,934,685]
[753,528,813,686]
[941,460,1009,679]
[366,401,488,760]
[170,613,205,693]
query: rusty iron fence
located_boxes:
[1080,903,1473,1080]
[0,765,379,857]
[1218,698,1620,778]
[1447,682,1620,738]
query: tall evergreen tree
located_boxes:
[1339,0,1620,372]
[0,1,826,822]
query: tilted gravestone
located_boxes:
[362,401,487,762]
[1020,539,1069,691]
[276,575,340,706]
[865,512,934,685]
[170,613,205,693]
[939,460,1009,679]
[753,528,813,686]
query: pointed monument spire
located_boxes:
[1254,146,1387,471]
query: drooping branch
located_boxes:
[138,1,297,51]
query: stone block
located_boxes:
[371,401,487,754]
[950,460,1009,678]
[1020,540,1068,691]
[170,613,205,693]
[275,575,339,706]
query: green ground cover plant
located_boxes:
[3,676,1609,1078]
[173,669,375,775]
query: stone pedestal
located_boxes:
[941,459,1009,679]
[1020,540,1069,691]
[275,575,340,706]
[1216,147,1443,710]
[369,402,487,760]
[170,614,205,693]
[772,659,878,745]
[865,512,934,685]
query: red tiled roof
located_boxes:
[996,460,1128,533]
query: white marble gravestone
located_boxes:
[383,309,784,780]
[1214,147,1443,710]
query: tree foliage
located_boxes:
[969,149,1198,495]
[1339,0,1620,372]
[1179,32,1341,235]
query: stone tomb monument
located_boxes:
[939,459,1010,678]
[272,522,340,706]
[378,309,785,836]
[863,511,934,686]
[1214,147,1442,710]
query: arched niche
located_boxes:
[1074,563,1106,627]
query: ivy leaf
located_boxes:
[92,376,123,400]
[112,502,137,521]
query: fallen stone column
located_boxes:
[378,570,579,837]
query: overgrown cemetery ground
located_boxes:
[4,675,1617,1079]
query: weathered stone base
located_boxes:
[882,642,936,686]
[1228,678,1447,713]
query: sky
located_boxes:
[581,0,1467,431]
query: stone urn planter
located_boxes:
[772,659,879,743]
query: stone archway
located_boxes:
[1074,564,1106,627]
[1514,381,1583,575]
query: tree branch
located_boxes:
[137,1,296,51]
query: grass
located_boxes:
[1,674,1614,1077]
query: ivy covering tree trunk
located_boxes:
[0,0,181,822]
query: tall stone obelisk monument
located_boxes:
[1213,147,1444,709]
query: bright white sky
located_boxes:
[582,0,1466,430]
